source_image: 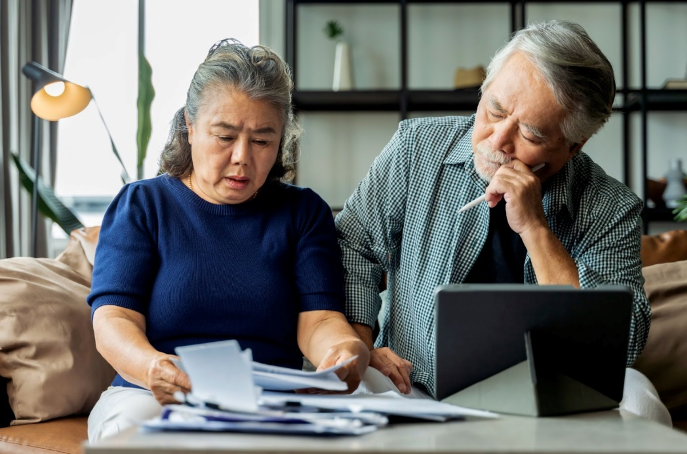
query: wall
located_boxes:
[260,1,687,233]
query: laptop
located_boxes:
[434,284,633,416]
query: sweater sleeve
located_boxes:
[87,183,160,318]
[293,189,346,313]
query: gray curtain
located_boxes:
[0,0,73,258]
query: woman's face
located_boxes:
[186,88,283,205]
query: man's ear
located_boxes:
[569,139,588,155]
[185,110,193,145]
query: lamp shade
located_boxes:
[22,61,92,121]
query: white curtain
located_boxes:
[0,0,73,258]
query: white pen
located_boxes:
[458,162,546,213]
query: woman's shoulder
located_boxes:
[108,174,181,211]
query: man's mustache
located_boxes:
[475,143,511,165]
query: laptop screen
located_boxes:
[434,284,632,413]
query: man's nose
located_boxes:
[490,122,516,155]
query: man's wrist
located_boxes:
[351,322,375,350]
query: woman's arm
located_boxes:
[93,305,191,404]
[297,310,370,393]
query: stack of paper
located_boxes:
[142,340,497,436]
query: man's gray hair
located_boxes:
[160,39,301,182]
[481,20,616,145]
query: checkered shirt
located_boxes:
[335,115,650,398]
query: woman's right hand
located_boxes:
[146,354,192,405]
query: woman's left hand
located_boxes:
[310,339,370,394]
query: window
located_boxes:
[55,0,259,240]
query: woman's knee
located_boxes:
[88,387,162,443]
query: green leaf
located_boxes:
[324,20,344,40]
[673,194,687,222]
[136,52,155,180]
[11,153,84,235]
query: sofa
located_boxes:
[1,228,687,454]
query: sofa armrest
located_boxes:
[641,230,687,267]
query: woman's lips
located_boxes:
[225,176,249,190]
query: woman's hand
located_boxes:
[146,354,192,405]
[312,339,370,394]
[369,347,413,394]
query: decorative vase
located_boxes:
[333,41,353,91]
[663,158,687,208]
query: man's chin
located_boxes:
[474,165,495,182]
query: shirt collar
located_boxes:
[542,154,577,221]
[443,114,476,165]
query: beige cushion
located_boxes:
[634,260,687,418]
[0,227,115,425]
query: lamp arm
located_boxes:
[91,94,132,184]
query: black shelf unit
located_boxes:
[286,1,687,229]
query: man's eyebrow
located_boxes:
[488,96,507,114]
[521,123,548,142]
[211,122,278,135]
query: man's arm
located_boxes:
[484,160,649,363]
[484,160,580,287]
[336,122,415,393]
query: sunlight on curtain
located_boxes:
[55,0,259,229]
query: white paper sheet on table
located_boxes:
[140,404,381,436]
[260,390,499,421]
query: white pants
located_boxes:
[87,386,162,443]
[356,367,673,427]
[88,367,672,443]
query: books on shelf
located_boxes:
[663,79,687,89]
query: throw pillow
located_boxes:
[634,260,687,419]
[0,228,115,425]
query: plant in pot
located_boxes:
[324,20,353,91]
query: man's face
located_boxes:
[472,52,582,183]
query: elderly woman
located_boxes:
[86,39,370,442]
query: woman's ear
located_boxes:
[185,110,193,145]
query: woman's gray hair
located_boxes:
[159,38,301,182]
[481,20,616,145]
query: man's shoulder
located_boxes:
[398,115,474,139]
[571,152,641,208]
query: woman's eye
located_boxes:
[217,136,233,142]
[488,111,503,119]
[254,140,268,146]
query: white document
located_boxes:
[175,340,258,413]
[140,404,379,436]
[251,355,357,391]
[260,391,499,421]
[175,340,353,395]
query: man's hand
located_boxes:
[369,347,413,394]
[484,160,547,235]
[146,354,191,405]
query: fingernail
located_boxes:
[398,384,406,392]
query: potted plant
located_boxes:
[324,20,353,91]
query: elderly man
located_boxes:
[336,20,671,425]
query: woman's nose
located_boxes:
[232,137,250,166]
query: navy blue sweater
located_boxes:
[88,175,345,388]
